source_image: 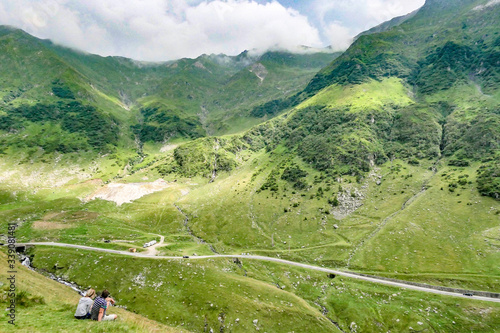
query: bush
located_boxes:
[15,290,46,307]
[2,102,118,153]
[52,86,75,99]
[448,159,470,167]
[477,163,500,200]
[163,137,241,178]
[410,42,475,95]
[132,105,205,142]
[328,196,340,207]
[293,179,308,190]
[281,165,308,182]
[408,158,420,165]
[0,287,45,308]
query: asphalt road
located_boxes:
[19,242,500,303]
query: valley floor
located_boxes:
[16,241,500,304]
[1,155,499,332]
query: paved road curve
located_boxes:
[19,242,500,303]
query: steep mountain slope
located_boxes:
[0,26,139,161]
[132,50,339,139]
[306,0,499,92]
[0,26,338,160]
[235,0,500,193]
[147,0,500,276]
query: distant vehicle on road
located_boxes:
[463,293,474,297]
[183,255,189,258]
[143,240,157,248]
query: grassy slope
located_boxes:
[298,77,414,111]
[3,138,498,331]
[28,247,500,333]
[2,67,499,333]
[28,247,338,333]
[0,252,184,332]
[0,26,339,162]
[3,67,497,285]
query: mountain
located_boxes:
[161,0,499,196]
[1,0,500,332]
[225,0,499,194]
[306,0,499,92]
[0,26,339,162]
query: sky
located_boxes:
[0,0,425,61]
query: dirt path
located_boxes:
[143,234,165,256]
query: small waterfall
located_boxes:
[19,256,85,296]
[21,257,31,267]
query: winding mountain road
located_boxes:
[17,242,500,303]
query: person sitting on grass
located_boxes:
[90,289,118,321]
[74,288,96,320]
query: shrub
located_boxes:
[328,196,340,207]
[477,163,500,200]
[448,159,470,167]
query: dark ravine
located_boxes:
[19,253,133,310]
[19,254,85,296]
[313,300,346,333]
[209,138,220,184]
[174,203,219,254]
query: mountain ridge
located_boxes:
[0,24,340,155]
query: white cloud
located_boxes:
[0,0,427,61]
[311,0,425,49]
[0,0,323,61]
[324,21,352,51]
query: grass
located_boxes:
[0,252,185,332]
[24,246,500,333]
[297,77,414,111]
[241,260,500,333]
[4,150,498,290]
[28,247,338,333]
[349,163,500,284]
[1,3,500,330]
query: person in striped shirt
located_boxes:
[90,289,117,321]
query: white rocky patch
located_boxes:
[249,63,268,83]
[84,179,170,205]
[133,273,146,287]
[160,144,178,152]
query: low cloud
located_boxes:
[324,21,352,51]
[0,0,323,61]
[312,0,424,48]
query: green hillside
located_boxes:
[0,26,338,159]
[0,252,185,332]
[1,0,500,332]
